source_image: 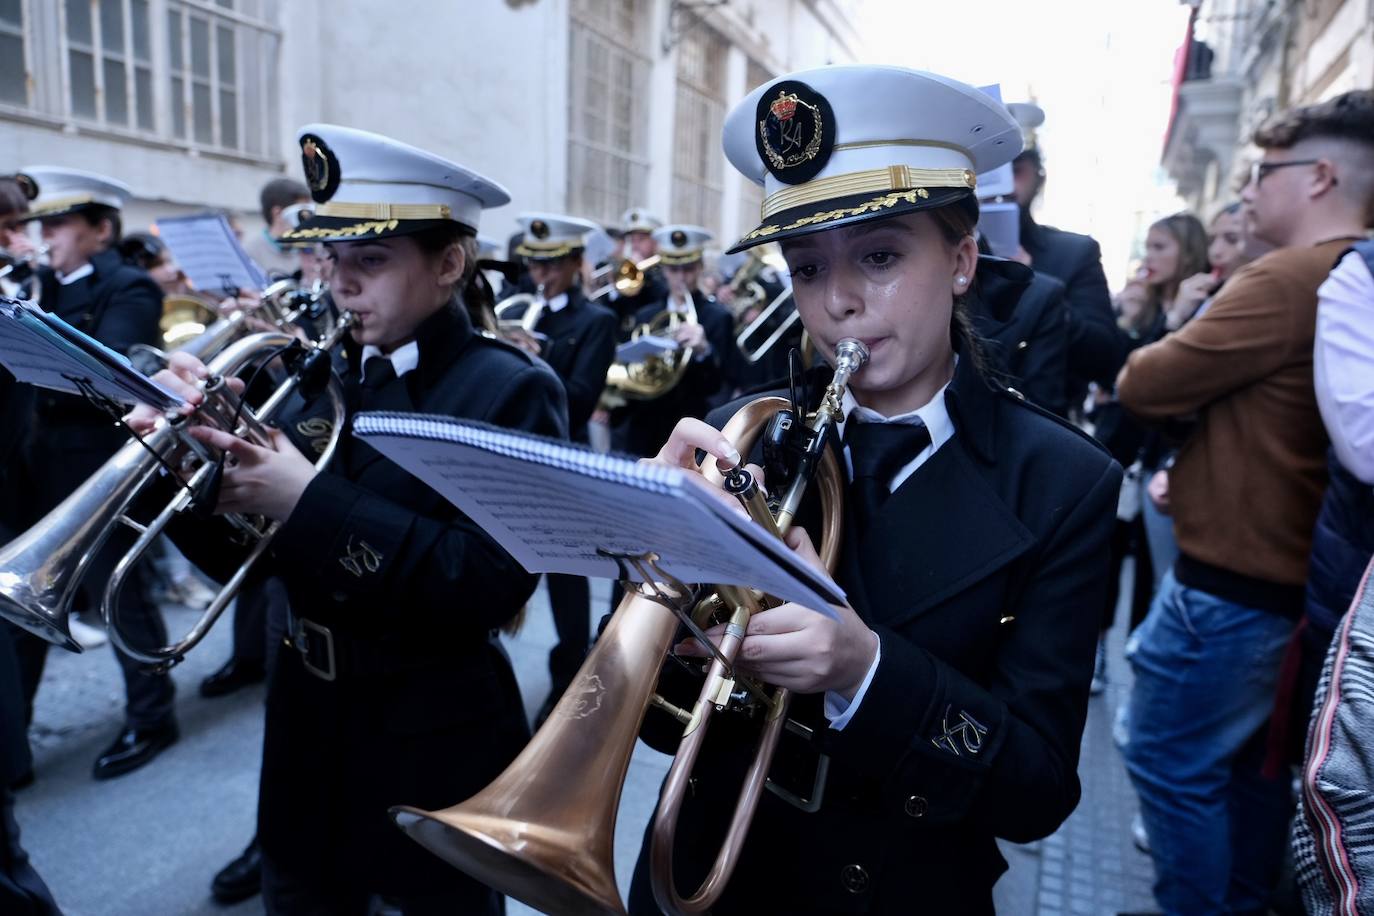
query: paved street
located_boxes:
[16,573,1155,915]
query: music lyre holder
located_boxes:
[595,547,773,709]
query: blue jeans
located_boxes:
[1122,570,1295,915]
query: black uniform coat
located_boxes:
[168,303,568,897]
[0,364,32,786]
[630,354,1121,914]
[970,269,1071,417]
[1020,215,1123,401]
[15,248,161,521]
[616,290,738,457]
[534,286,617,442]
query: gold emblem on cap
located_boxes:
[530,219,549,239]
[759,90,824,174]
[670,229,687,247]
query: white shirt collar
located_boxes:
[544,291,570,313]
[668,291,693,313]
[836,364,957,491]
[57,263,94,286]
[360,340,420,382]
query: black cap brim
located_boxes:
[727,186,975,254]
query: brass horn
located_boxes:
[589,254,661,301]
[392,339,869,915]
[492,285,547,354]
[0,314,354,667]
[600,297,697,408]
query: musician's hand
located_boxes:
[123,352,243,435]
[186,426,316,521]
[673,322,707,351]
[219,289,285,334]
[646,417,740,472]
[505,328,543,356]
[675,527,878,700]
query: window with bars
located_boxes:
[165,0,276,156]
[61,0,154,129]
[1,0,280,162]
[567,0,651,226]
[0,0,26,106]
[671,15,727,231]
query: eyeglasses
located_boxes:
[1248,158,1324,188]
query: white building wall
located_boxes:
[2,0,860,248]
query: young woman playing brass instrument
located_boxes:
[630,66,1122,915]
[125,125,566,915]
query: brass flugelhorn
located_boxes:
[0,313,354,665]
[600,296,697,407]
[392,338,869,915]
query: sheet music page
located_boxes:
[354,414,846,615]
[615,334,680,363]
[155,213,268,295]
[0,297,185,409]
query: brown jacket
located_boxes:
[1117,240,1345,587]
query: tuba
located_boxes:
[0,313,354,665]
[600,297,697,407]
[392,339,869,915]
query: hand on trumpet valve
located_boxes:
[673,526,879,700]
[122,352,239,435]
[185,424,315,521]
[645,418,759,517]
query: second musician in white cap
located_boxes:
[129,124,567,914]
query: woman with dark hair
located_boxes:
[127,124,567,914]
[629,66,1121,914]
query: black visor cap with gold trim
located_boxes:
[726,185,976,255]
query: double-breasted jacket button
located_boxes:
[904,794,928,818]
[841,863,870,894]
[1016,338,1029,351]
[331,590,348,603]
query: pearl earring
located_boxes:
[956,276,967,285]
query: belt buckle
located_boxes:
[764,717,829,813]
[293,617,337,682]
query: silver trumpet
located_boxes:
[0,313,355,667]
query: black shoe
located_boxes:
[211,837,262,904]
[92,722,179,780]
[199,658,266,698]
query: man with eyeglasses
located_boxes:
[1114,89,1374,915]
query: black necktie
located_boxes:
[360,355,396,400]
[846,421,931,530]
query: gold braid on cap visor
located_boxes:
[760,165,976,220]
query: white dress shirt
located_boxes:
[824,372,957,730]
[543,291,569,314]
[360,340,420,382]
[1315,250,1374,483]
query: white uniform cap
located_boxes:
[722,65,1022,252]
[514,212,599,260]
[652,225,713,265]
[281,123,510,243]
[476,235,504,262]
[620,208,663,234]
[18,166,131,220]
